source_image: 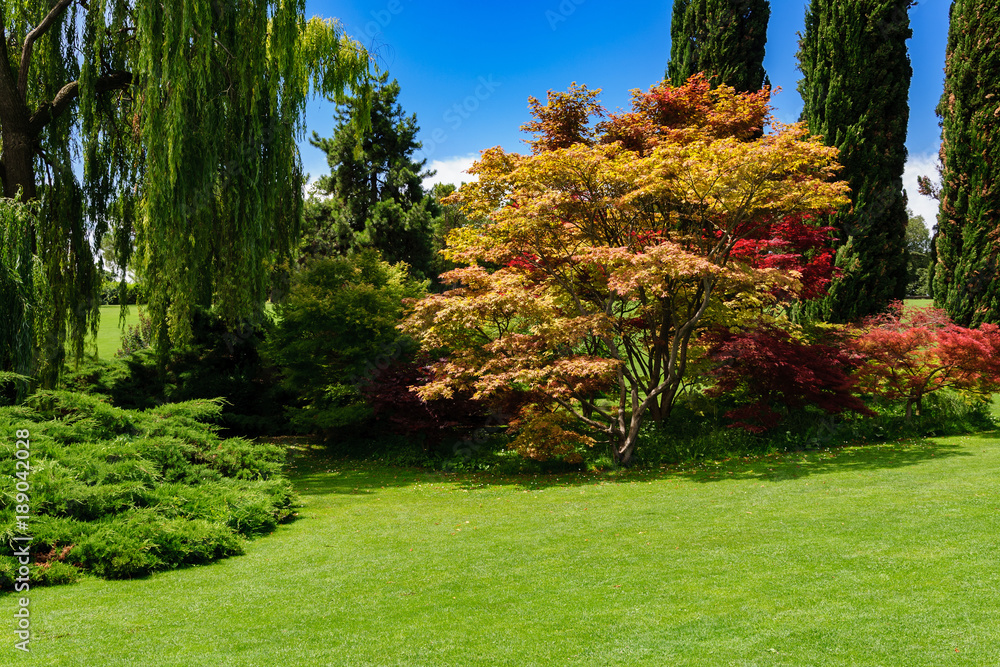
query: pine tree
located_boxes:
[797,0,913,322]
[305,74,440,280]
[932,0,1000,325]
[667,0,770,93]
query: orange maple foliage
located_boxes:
[402,75,851,465]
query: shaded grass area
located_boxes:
[14,432,1000,666]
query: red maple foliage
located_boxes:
[598,73,771,154]
[363,357,539,450]
[705,323,873,432]
[729,214,839,301]
[851,303,1000,418]
[361,359,488,448]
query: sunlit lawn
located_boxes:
[905,297,935,311]
[84,303,278,359]
[14,431,1000,666]
[86,305,144,359]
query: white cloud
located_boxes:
[903,150,942,232]
[423,154,479,190]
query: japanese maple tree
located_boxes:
[852,303,1000,419]
[705,323,872,432]
[402,75,850,465]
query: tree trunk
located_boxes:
[1,128,37,201]
[0,56,38,202]
[612,411,645,467]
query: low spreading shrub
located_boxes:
[0,391,296,588]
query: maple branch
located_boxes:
[19,0,76,98]
[551,396,610,433]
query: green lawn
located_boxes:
[87,305,144,359]
[12,433,1000,666]
[86,303,279,359]
[905,297,935,311]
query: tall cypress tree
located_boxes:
[667,0,770,93]
[797,0,913,322]
[932,0,1000,325]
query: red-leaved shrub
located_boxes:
[851,302,1000,418]
[705,323,872,432]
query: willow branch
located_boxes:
[28,70,132,134]
[19,0,76,98]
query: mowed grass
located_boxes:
[86,305,144,359]
[905,297,935,311]
[14,433,1000,666]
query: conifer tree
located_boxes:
[667,0,770,93]
[797,0,913,322]
[932,0,1000,325]
[304,74,440,280]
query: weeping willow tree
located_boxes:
[0,197,38,401]
[0,0,371,385]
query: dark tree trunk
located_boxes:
[1,128,37,201]
[0,41,38,202]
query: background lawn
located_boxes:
[87,305,144,359]
[9,432,1000,666]
[905,298,935,311]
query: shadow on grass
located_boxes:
[282,442,432,496]
[276,434,987,495]
[678,438,975,484]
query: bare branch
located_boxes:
[551,396,610,432]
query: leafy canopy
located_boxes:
[0,1,372,385]
[402,75,850,465]
[852,303,1000,419]
[269,251,426,436]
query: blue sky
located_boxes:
[301,0,950,227]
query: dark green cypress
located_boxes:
[667,0,771,93]
[797,0,913,322]
[932,0,1000,325]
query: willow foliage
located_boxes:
[0,1,371,382]
[0,197,38,399]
